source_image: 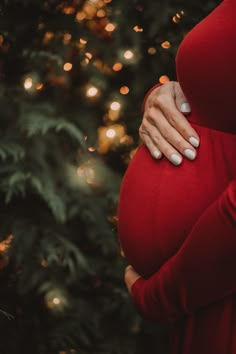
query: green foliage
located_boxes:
[0,141,25,161]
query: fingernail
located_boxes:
[180,102,191,113]
[170,154,182,166]
[153,150,161,159]
[184,149,196,160]
[189,137,200,148]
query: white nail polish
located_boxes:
[170,154,182,166]
[153,150,161,159]
[184,149,196,160]
[189,137,200,148]
[180,102,191,113]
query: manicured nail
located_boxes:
[189,137,200,148]
[170,154,182,166]
[153,150,161,159]
[184,149,196,160]
[180,102,191,113]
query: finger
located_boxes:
[139,128,162,160]
[145,109,197,162]
[120,247,125,257]
[153,93,200,148]
[125,265,134,272]
[180,102,191,114]
[124,266,142,293]
[149,129,184,165]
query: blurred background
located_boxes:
[0,0,220,353]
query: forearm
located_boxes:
[131,181,236,324]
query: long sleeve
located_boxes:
[131,180,236,324]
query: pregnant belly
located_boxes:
[118,125,236,278]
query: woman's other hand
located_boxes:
[124,265,142,295]
[139,81,200,166]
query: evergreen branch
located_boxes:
[21,108,86,148]
[3,171,66,222]
[0,309,14,320]
[5,171,28,202]
[0,142,25,162]
[41,233,90,276]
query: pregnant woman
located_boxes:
[118,0,236,353]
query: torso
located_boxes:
[118,1,236,353]
[118,0,236,278]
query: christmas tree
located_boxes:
[0,0,220,353]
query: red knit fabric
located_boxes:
[118,0,236,353]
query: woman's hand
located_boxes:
[124,265,142,295]
[139,81,200,166]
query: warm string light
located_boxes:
[105,23,116,32]
[106,101,122,121]
[52,297,61,305]
[106,128,116,138]
[97,124,131,154]
[123,50,134,60]
[81,52,93,67]
[36,83,44,90]
[63,33,72,44]
[159,75,170,84]
[63,6,76,15]
[23,73,43,94]
[45,288,69,313]
[76,11,86,21]
[120,86,129,95]
[86,85,100,97]
[63,62,73,71]
[97,9,106,17]
[0,234,13,253]
[161,41,171,49]
[133,25,143,32]
[78,0,105,20]
[88,146,96,152]
[81,58,90,66]
[80,38,87,45]
[0,35,3,46]
[0,235,13,272]
[119,49,138,65]
[85,52,93,60]
[148,47,157,55]
[24,78,33,90]
[110,101,121,111]
[173,10,185,23]
[112,62,123,71]
[77,164,95,185]
[75,158,108,190]
[42,31,54,45]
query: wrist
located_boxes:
[141,83,162,113]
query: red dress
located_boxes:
[118,0,236,353]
